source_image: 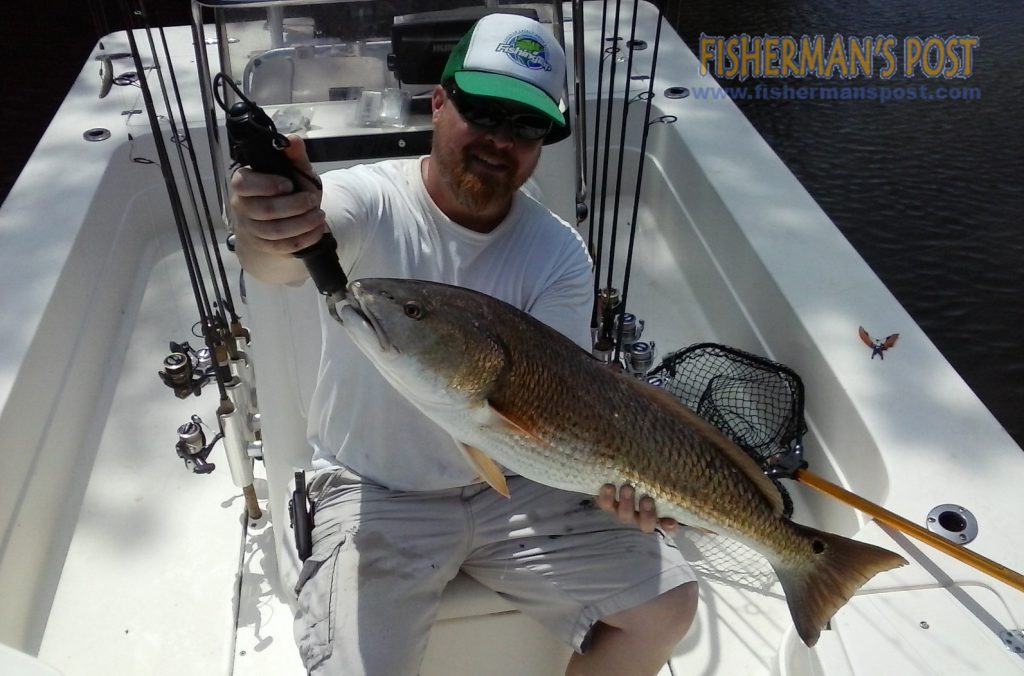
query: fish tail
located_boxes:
[772,523,907,646]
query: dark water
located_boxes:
[1,3,189,203]
[4,2,1022,446]
[664,0,1024,447]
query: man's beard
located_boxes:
[434,140,522,213]
[451,159,512,211]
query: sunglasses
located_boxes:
[445,85,553,143]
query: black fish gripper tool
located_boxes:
[214,73,348,311]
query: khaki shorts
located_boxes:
[293,467,696,675]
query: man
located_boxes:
[231,13,697,675]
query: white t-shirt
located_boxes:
[308,157,594,490]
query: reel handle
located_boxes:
[224,99,348,298]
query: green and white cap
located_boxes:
[441,13,566,127]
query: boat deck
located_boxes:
[34,235,1024,676]
[28,234,788,676]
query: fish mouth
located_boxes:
[338,284,392,353]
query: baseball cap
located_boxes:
[440,13,566,129]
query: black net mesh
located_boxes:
[648,343,808,591]
[650,343,806,464]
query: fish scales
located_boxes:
[339,278,908,646]
[487,299,786,546]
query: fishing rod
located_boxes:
[130,5,238,356]
[604,0,643,363]
[153,24,244,339]
[141,24,239,352]
[579,0,663,377]
[585,0,611,254]
[151,21,261,452]
[188,5,229,233]
[144,12,264,489]
[794,469,1024,593]
[569,0,589,225]
[121,0,262,519]
[614,0,668,368]
[590,0,625,352]
[119,0,223,382]
[585,0,612,346]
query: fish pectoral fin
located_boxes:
[458,443,510,498]
[484,401,546,445]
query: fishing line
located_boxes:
[615,0,666,361]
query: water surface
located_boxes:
[666,0,1024,447]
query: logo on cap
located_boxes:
[495,31,552,72]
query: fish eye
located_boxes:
[403,301,424,320]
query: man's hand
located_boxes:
[597,483,678,534]
[229,135,326,257]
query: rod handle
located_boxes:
[224,100,347,297]
[294,231,346,297]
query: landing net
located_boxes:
[649,343,808,591]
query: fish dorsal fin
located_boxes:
[633,378,786,516]
[457,442,510,498]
